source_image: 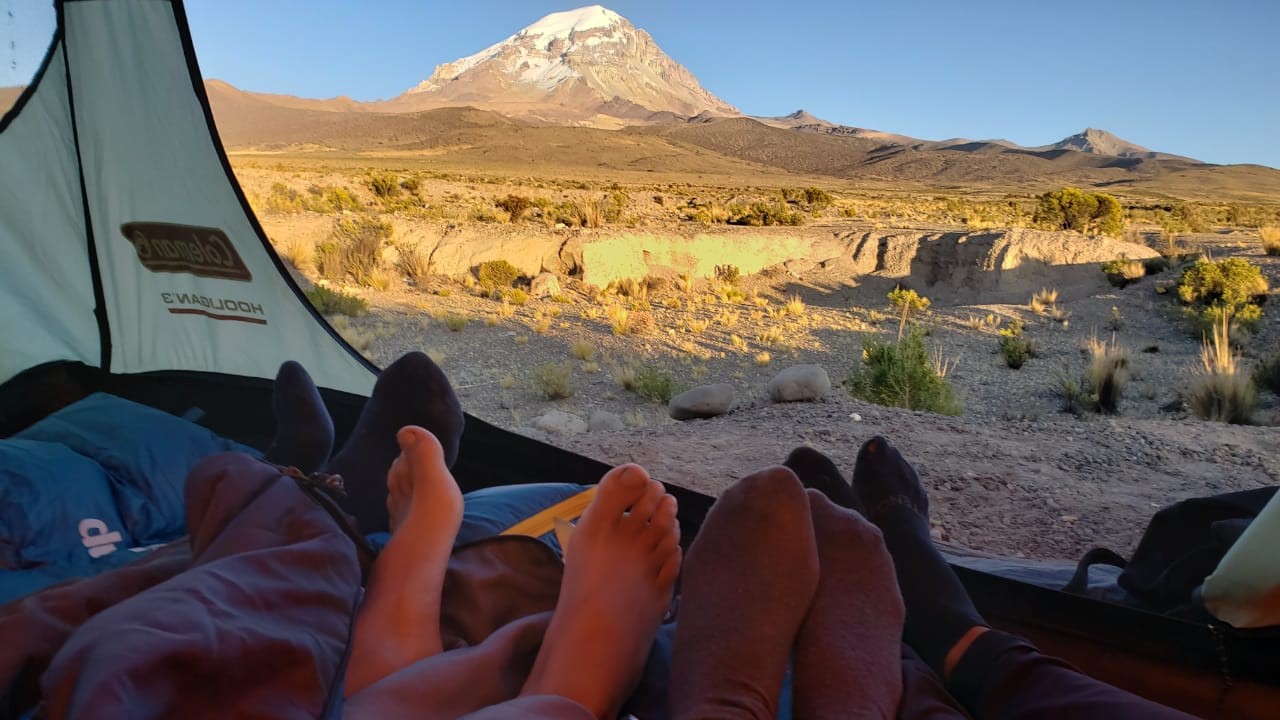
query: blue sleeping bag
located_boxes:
[1,393,257,604]
[15,393,256,546]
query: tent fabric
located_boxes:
[0,0,376,396]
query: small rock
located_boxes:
[850,413,862,422]
[529,272,561,299]
[588,410,624,432]
[669,383,735,420]
[767,364,831,403]
[532,410,588,435]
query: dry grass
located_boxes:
[757,327,785,347]
[687,318,711,334]
[1084,334,1130,414]
[1188,315,1256,424]
[531,362,575,400]
[755,351,773,366]
[607,306,631,335]
[397,244,432,285]
[717,310,740,328]
[571,339,596,361]
[328,315,376,354]
[1030,288,1059,315]
[443,313,468,332]
[274,235,314,272]
[783,294,806,317]
[530,314,553,334]
[1261,226,1280,256]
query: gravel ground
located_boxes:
[328,230,1280,561]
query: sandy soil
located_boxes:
[312,229,1278,562]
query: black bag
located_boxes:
[1066,486,1277,618]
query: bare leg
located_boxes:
[344,426,463,697]
[520,464,681,719]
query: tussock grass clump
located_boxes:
[531,362,575,400]
[315,216,393,287]
[783,294,806,317]
[368,172,400,199]
[755,351,773,366]
[304,285,367,317]
[1260,226,1280,256]
[1102,259,1146,288]
[687,318,711,334]
[397,245,432,286]
[477,259,521,292]
[443,313,468,332]
[495,194,532,221]
[963,313,1002,332]
[1058,335,1129,415]
[530,314,552,334]
[570,339,596,361]
[607,306,631,335]
[757,327,785,347]
[328,315,375,354]
[848,332,961,416]
[620,364,681,403]
[1030,288,1059,314]
[274,235,314,273]
[1188,316,1256,424]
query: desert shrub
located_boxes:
[1171,203,1211,234]
[317,186,363,213]
[496,194,532,221]
[1033,187,1125,236]
[847,332,961,415]
[802,186,833,209]
[399,176,421,194]
[531,362,575,400]
[1101,258,1146,288]
[728,200,804,227]
[623,364,681,403]
[265,182,304,213]
[1254,350,1280,395]
[477,259,521,292]
[328,315,376,354]
[1261,226,1280,256]
[397,244,432,285]
[304,285,367,316]
[1058,335,1129,415]
[1188,316,1256,424]
[368,172,400,199]
[999,335,1037,369]
[504,288,529,306]
[1176,257,1268,332]
[273,235,314,272]
[315,216,392,287]
[714,264,741,285]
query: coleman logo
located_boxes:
[121,222,252,282]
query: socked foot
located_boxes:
[345,426,463,697]
[521,464,681,718]
[851,436,929,523]
[263,360,334,473]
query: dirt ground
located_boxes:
[302,227,1280,562]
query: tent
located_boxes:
[0,1,1275,717]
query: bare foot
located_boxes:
[344,426,463,697]
[521,464,681,718]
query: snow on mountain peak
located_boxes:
[401,5,738,118]
[521,5,623,44]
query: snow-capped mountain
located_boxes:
[394,5,737,121]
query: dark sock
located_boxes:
[327,352,464,532]
[263,361,334,474]
[671,467,819,720]
[850,436,985,675]
[784,446,861,512]
[792,490,903,719]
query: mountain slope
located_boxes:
[389,5,736,121]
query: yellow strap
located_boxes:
[500,486,597,539]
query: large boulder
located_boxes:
[530,272,562,299]
[588,410,625,432]
[668,383,735,420]
[768,365,831,403]
[532,410,588,436]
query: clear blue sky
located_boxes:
[4,1,1278,168]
